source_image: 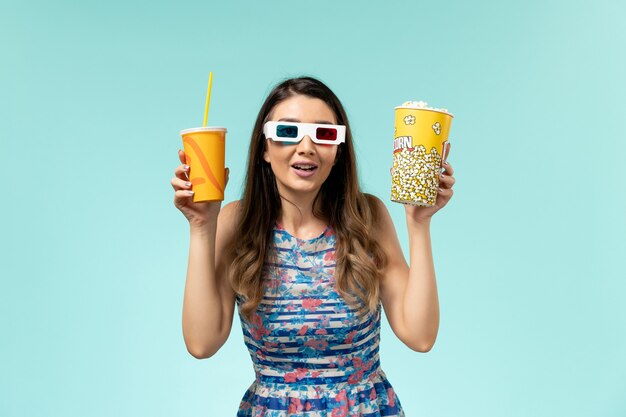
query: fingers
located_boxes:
[171,177,194,207]
[173,163,190,196]
[172,161,194,207]
[439,161,455,191]
[436,186,454,198]
[441,142,453,175]
[171,172,192,187]
[442,142,451,165]
[174,188,195,200]
[174,150,190,181]
[438,170,455,187]
[172,148,230,200]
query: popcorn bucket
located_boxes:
[391,101,453,206]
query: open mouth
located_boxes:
[291,164,318,172]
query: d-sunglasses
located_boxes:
[263,121,346,145]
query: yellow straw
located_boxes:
[203,72,213,127]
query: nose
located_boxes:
[296,135,316,155]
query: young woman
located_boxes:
[171,77,455,416]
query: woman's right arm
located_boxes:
[182,202,238,359]
[172,149,238,359]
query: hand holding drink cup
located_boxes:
[172,149,230,226]
[180,126,227,202]
[172,72,229,227]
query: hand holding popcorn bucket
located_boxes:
[391,101,453,206]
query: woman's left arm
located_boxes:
[376,160,456,352]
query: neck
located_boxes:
[276,189,327,237]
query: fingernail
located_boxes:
[185,181,192,187]
[438,187,443,192]
[183,165,189,170]
[443,161,449,166]
[187,190,194,195]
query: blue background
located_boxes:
[2,0,625,415]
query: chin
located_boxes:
[279,181,322,196]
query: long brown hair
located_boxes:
[229,76,387,320]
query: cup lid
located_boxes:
[180,127,227,135]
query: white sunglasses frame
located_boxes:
[263,121,346,145]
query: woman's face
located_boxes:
[263,95,339,199]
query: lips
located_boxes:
[291,161,318,171]
[292,164,317,171]
[290,161,318,178]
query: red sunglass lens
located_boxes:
[316,127,337,141]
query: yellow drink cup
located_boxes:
[180,127,226,202]
[391,102,453,206]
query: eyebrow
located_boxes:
[278,118,336,125]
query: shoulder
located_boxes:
[219,199,242,222]
[218,199,243,226]
[216,200,243,253]
[362,193,389,225]
[363,192,384,210]
[360,193,399,248]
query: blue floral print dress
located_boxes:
[236,223,405,417]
